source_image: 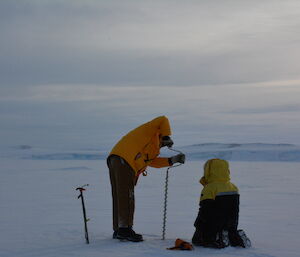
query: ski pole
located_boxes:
[162,147,184,240]
[76,184,90,244]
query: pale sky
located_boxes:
[1,0,300,150]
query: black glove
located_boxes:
[161,136,174,148]
[170,153,185,165]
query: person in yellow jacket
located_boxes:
[192,159,251,248]
[107,116,185,242]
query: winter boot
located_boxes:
[229,229,251,248]
[237,230,251,248]
[116,227,143,242]
[216,230,229,247]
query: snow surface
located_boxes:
[1,149,300,257]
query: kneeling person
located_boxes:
[192,159,251,248]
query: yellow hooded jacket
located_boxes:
[199,159,238,201]
[109,116,171,176]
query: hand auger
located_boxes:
[162,147,184,240]
[76,184,90,244]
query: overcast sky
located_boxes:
[1,0,300,150]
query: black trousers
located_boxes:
[192,194,240,245]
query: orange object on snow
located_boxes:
[167,238,194,250]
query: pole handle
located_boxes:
[76,184,89,191]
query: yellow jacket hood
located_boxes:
[199,159,238,201]
[200,159,230,185]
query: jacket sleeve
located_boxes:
[148,157,170,168]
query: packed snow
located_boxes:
[1,146,300,257]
